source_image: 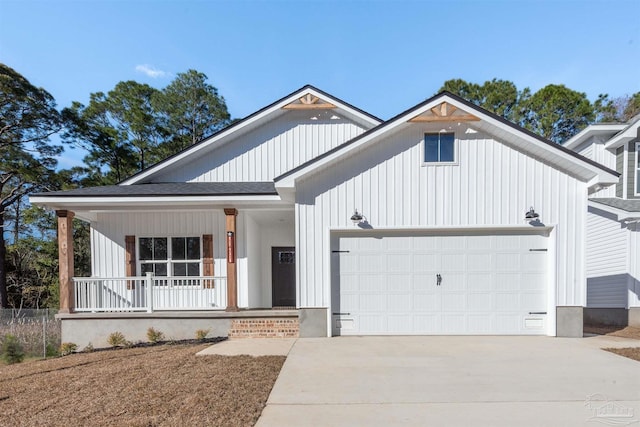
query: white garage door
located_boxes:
[331,230,549,335]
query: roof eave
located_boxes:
[276,92,619,187]
[120,85,381,185]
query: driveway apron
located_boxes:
[256,336,640,427]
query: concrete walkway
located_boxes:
[196,338,297,356]
[257,336,640,427]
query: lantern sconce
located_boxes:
[525,207,540,223]
[350,209,364,225]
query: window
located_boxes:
[424,133,455,163]
[139,237,201,277]
[636,143,640,195]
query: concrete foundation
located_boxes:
[299,308,328,337]
[556,306,583,338]
[584,308,628,327]
[58,310,298,349]
[630,307,640,327]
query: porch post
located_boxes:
[224,208,239,312]
[56,210,75,313]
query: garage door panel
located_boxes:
[442,293,466,310]
[388,316,412,332]
[389,274,412,291]
[467,254,493,271]
[412,253,439,272]
[388,294,412,312]
[360,274,386,292]
[360,254,386,272]
[413,293,439,311]
[387,254,412,272]
[467,315,494,333]
[360,294,387,311]
[334,231,548,336]
[441,314,466,333]
[467,293,493,311]
[495,273,521,291]
[496,253,521,271]
[467,273,493,291]
[441,254,465,271]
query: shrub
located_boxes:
[107,331,127,347]
[146,327,165,343]
[2,334,25,364]
[83,342,94,353]
[59,342,78,356]
[195,329,210,341]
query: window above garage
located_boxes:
[424,132,456,165]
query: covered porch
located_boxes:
[30,182,296,315]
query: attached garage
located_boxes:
[331,229,551,336]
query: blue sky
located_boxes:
[1,0,639,168]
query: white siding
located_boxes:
[152,110,368,183]
[295,123,587,308]
[585,207,629,308]
[575,137,617,198]
[91,211,226,279]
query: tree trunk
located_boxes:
[0,213,8,308]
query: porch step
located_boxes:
[229,317,299,339]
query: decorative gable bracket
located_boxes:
[408,101,480,123]
[283,93,336,110]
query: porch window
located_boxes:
[636,142,640,195]
[138,237,201,277]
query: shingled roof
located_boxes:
[32,182,277,198]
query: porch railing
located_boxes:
[73,273,228,313]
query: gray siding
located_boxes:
[616,146,624,197]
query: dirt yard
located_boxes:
[584,325,640,363]
[0,342,285,426]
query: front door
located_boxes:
[272,247,296,307]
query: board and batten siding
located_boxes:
[585,207,629,308]
[151,111,369,183]
[575,138,617,198]
[295,124,587,308]
[627,142,638,199]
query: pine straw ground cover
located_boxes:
[0,342,285,426]
[584,326,640,363]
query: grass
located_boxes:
[585,325,640,363]
[0,342,285,426]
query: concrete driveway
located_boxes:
[257,336,640,427]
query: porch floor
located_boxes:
[56,308,299,320]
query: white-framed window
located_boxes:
[424,132,456,164]
[636,142,640,196]
[138,236,201,277]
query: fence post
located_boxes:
[146,272,154,313]
[42,313,47,359]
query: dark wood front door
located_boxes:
[272,247,296,307]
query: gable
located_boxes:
[277,93,619,192]
[296,121,586,225]
[150,109,372,183]
[122,85,381,185]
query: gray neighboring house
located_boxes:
[564,116,640,327]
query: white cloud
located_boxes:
[135,64,169,78]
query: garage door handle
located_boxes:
[333,312,351,316]
[528,311,547,315]
[436,274,442,286]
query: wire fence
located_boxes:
[0,308,61,359]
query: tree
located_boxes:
[0,63,62,307]
[439,79,603,144]
[153,70,230,154]
[520,84,595,143]
[440,78,526,122]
